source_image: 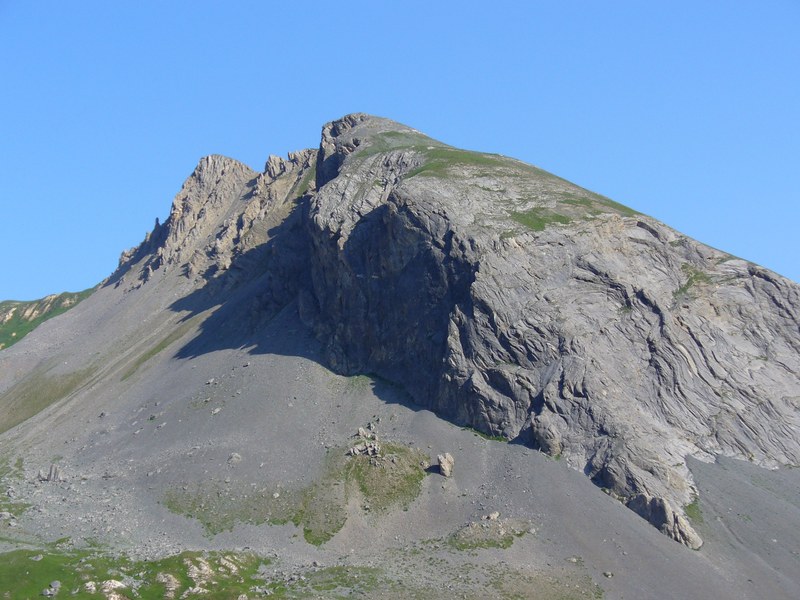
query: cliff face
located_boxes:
[36,114,800,549]
[296,115,800,547]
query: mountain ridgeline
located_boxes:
[0,289,94,350]
[6,114,800,551]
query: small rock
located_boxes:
[603,571,614,578]
[228,453,242,465]
[485,511,500,521]
[211,407,221,416]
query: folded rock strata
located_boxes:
[91,114,800,547]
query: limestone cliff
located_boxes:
[107,114,800,548]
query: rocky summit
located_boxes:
[1,114,799,599]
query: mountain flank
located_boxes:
[1,114,799,598]
[0,288,94,350]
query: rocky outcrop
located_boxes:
[97,114,800,548]
[438,453,455,477]
[297,114,800,547]
[114,149,316,295]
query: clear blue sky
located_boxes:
[1,1,798,300]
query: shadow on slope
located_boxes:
[169,196,312,358]
[166,197,438,425]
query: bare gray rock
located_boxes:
[38,464,63,483]
[299,114,800,546]
[438,453,454,477]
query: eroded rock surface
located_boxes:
[296,114,800,547]
[6,114,800,550]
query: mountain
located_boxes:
[1,114,799,599]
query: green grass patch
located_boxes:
[291,162,317,198]
[344,443,428,512]
[0,456,30,518]
[162,467,346,546]
[0,548,265,599]
[673,264,712,302]
[266,565,424,598]
[684,497,703,525]
[163,442,428,546]
[405,147,510,179]
[0,288,95,350]
[448,519,529,551]
[462,426,507,442]
[511,208,571,232]
[353,130,445,159]
[596,196,639,217]
[0,365,98,435]
[344,374,374,394]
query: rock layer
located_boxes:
[12,114,800,548]
[297,114,800,547]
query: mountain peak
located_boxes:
[2,115,799,581]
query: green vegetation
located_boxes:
[0,544,604,599]
[350,131,639,233]
[0,547,266,599]
[0,364,98,435]
[291,475,349,545]
[462,426,507,442]
[673,263,712,302]
[164,441,429,546]
[511,208,571,232]
[0,288,95,350]
[344,443,428,512]
[596,196,639,217]
[405,147,510,179]
[354,129,446,159]
[488,571,604,600]
[0,455,29,518]
[685,497,703,525]
[561,195,595,209]
[344,373,374,394]
[448,519,528,551]
[121,318,199,381]
[291,162,317,198]
[278,566,385,597]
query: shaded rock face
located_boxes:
[100,113,800,548]
[115,150,317,295]
[298,114,800,547]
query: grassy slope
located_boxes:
[0,288,95,350]
[356,131,640,233]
